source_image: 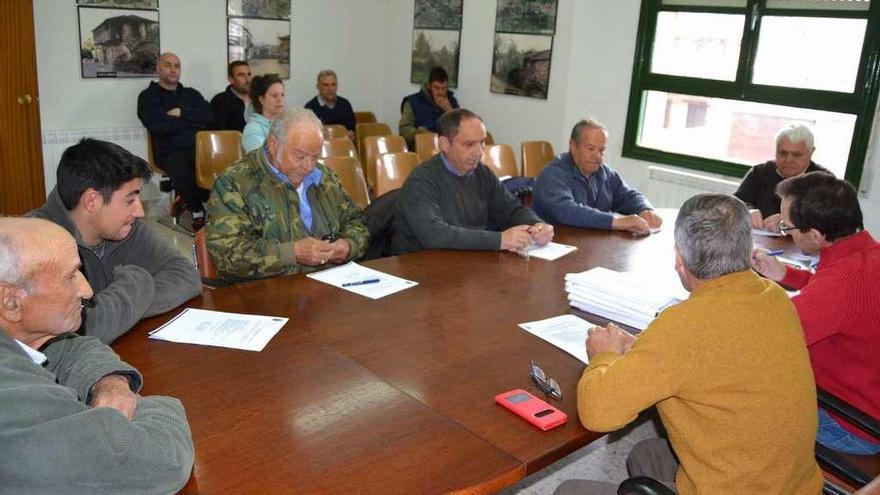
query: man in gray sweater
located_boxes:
[30,138,202,344]
[392,108,554,254]
[0,217,194,494]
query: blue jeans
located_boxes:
[817,408,880,455]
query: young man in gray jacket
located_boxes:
[29,138,201,344]
[0,217,194,494]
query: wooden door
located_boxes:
[0,0,45,215]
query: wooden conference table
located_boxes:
[113,210,786,494]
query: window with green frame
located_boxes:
[622,0,880,186]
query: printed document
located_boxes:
[149,308,287,351]
[524,242,577,261]
[519,314,595,364]
[306,261,418,299]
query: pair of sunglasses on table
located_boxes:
[530,361,562,400]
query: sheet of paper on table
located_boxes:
[519,314,596,364]
[148,308,288,351]
[752,228,784,237]
[306,261,418,299]
[524,242,577,261]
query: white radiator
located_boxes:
[644,166,740,208]
[41,126,158,200]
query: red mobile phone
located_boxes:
[495,389,567,431]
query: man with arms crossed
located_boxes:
[556,194,821,494]
[533,119,661,235]
[30,138,201,344]
[0,217,194,494]
[392,109,553,254]
[752,172,880,455]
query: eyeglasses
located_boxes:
[530,361,562,400]
[778,221,798,235]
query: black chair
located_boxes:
[815,387,880,490]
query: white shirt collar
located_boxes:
[15,339,47,365]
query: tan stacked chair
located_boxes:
[321,156,371,209]
[521,140,555,177]
[414,132,439,163]
[195,130,243,190]
[322,124,348,140]
[481,144,518,178]
[355,122,392,162]
[321,138,358,159]
[354,111,377,124]
[362,134,407,189]
[375,151,420,197]
[485,131,495,146]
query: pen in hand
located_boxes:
[342,278,381,287]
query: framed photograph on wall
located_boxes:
[78,7,159,78]
[411,28,460,88]
[414,0,463,30]
[495,0,558,35]
[77,0,159,9]
[490,33,553,99]
[227,0,290,19]
[228,17,290,79]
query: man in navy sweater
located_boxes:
[304,69,356,140]
[137,52,214,228]
[532,119,661,235]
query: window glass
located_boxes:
[637,90,853,177]
[651,12,745,81]
[766,0,870,11]
[753,16,866,92]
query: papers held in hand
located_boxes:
[564,267,686,330]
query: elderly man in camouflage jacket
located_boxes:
[206,108,368,282]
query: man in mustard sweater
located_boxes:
[555,194,822,495]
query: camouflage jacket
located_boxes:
[206,149,369,281]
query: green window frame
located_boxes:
[622,0,880,186]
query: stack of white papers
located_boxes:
[149,308,288,351]
[519,314,594,364]
[564,267,687,330]
[306,261,418,299]
[524,242,577,260]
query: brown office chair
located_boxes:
[485,131,495,146]
[482,144,518,178]
[355,122,392,162]
[322,156,371,209]
[362,134,407,189]
[193,228,218,281]
[414,132,439,163]
[521,140,555,177]
[355,111,377,124]
[375,152,420,197]
[195,130,243,190]
[321,138,358,159]
[322,124,349,140]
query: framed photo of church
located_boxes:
[228,17,290,79]
[78,7,160,78]
[490,33,553,99]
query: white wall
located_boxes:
[32,0,880,232]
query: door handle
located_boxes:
[17,94,33,104]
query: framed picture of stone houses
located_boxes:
[78,6,160,78]
[490,0,557,99]
[227,0,291,79]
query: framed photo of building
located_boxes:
[490,33,553,99]
[78,7,160,78]
[77,0,159,9]
[414,0,463,30]
[228,17,290,79]
[227,0,290,19]
[410,28,460,88]
[495,0,558,35]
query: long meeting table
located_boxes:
[113,210,789,494]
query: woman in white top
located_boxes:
[241,74,286,152]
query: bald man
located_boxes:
[137,51,214,229]
[0,218,194,493]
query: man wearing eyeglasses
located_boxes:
[206,108,368,282]
[752,172,880,457]
[555,194,822,495]
[734,123,830,232]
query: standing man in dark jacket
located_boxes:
[211,60,252,132]
[137,52,214,229]
[29,138,202,344]
[399,66,460,148]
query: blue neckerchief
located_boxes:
[440,152,474,177]
[264,148,323,232]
